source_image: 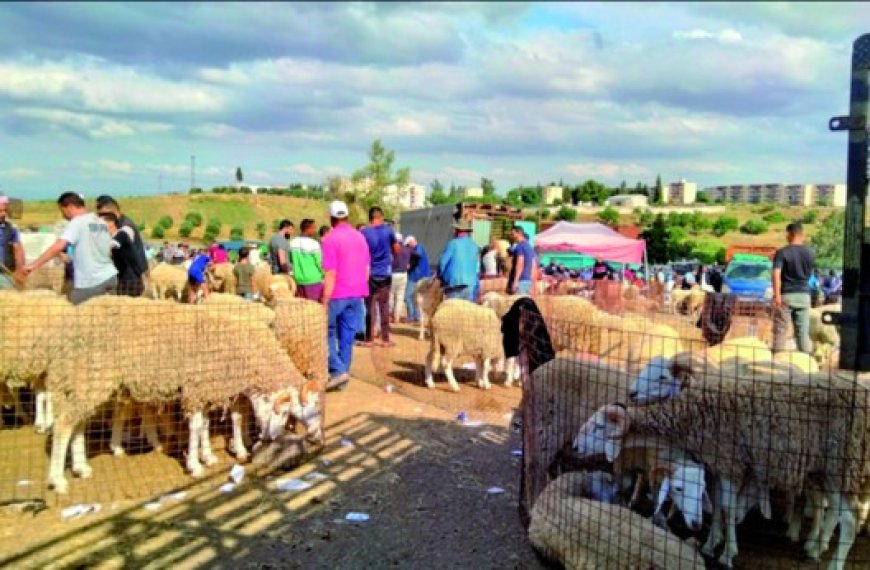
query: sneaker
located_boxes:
[326,373,349,392]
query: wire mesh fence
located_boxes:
[0,288,326,506]
[518,300,869,570]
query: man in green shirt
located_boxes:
[289,218,325,301]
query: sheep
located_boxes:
[525,357,635,506]
[528,471,706,570]
[424,299,503,391]
[705,336,772,366]
[579,368,870,570]
[809,303,840,366]
[0,290,73,432]
[24,262,65,294]
[573,421,711,533]
[148,262,188,301]
[413,276,444,341]
[252,264,297,303]
[44,296,318,494]
[270,297,328,388]
[206,262,237,294]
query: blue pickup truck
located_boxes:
[721,254,773,301]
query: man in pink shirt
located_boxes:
[321,200,370,390]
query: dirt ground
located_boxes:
[0,321,866,569]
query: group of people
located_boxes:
[10,192,149,304]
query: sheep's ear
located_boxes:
[604,438,621,463]
[654,477,671,516]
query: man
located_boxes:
[269,220,294,275]
[823,270,842,305]
[98,212,141,297]
[404,235,430,323]
[95,195,147,293]
[389,233,411,323]
[187,250,211,304]
[0,194,25,289]
[507,226,536,295]
[289,218,325,301]
[772,221,815,354]
[321,201,370,390]
[438,221,479,301]
[24,192,117,304]
[592,258,608,280]
[360,206,399,346]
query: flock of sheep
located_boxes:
[0,286,326,495]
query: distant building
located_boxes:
[542,185,564,205]
[663,179,698,205]
[383,183,427,210]
[456,186,483,199]
[705,183,846,207]
[605,194,649,208]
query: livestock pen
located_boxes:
[0,291,326,507]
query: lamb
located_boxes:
[809,303,840,366]
[0,290,73,432]
[528,471,706,570]
[252,263,297,302]
[44,296,318,494]
[579,369,870,570]
[413,276,444,340]
[424,299,504,391]
[148,262,188,301]
[24,262,65,294]
[206,262,237,294]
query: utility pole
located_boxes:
[190,155,196,191]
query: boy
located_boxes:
[187,251,211,304]
[234,247,255,300]
[99,211,144,297]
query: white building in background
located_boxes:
[663,179,698,205]
[383,183,427,210]
[705,183,846,207]
[456,186,483,199]
[605,194,649,208]
[542,185,564,205]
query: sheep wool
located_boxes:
[529,471,705,570]
[148,262,188,301]
[272,297,328,388]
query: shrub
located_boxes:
[802,209,819,224]
[688,211,711,233]
[156,215,173,229]
[690,238,725,265]
[206,218,222,234]
[740,219,769,235]
[184,211,203,227]
[256,222,268,240]
[136,223,145,232]
[189,187,203,194]
[179,221,194,238]
[763,211,786,223]
[712,215,739,236]
[230,225,245,241]
[554,205,577,222]
[597,206,619,226]
[695,191,710,204]
[203,228,219,242]
[272,219,282,232]
[151,225,165,239]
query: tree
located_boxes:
[571,179,611,205]
[230,225,245,241]
[184,212,203,227]
[688,211,711,233]
[740,219,769,235]
[255,222,267,240]
[481,177,496,196]
[429,179,451,205]
[696,190,710,204]
[802,209,819,224]
[641,214,669,263]
[235,167,243,185]
[554,205,577,221]
[810,210,844,268]
[597,206,619,227]
[151,225,165,239]
[712,215,739,236]
[352,139,411,217]
[653,175,663,205]
[179,222,194,238]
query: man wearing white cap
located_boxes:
[320,200,370,390]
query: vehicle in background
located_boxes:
[670,258,700,276]
[721,253,773,301]
[724,245,777,263]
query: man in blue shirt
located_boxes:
[438,221,479,302]
[187,252,211,303]
[507,226,536,295]
[403,235,431,322]
[360,206,399,346]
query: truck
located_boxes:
[724,245,777,263]
[721,253,773,301]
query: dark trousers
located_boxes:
[365,275,392,342]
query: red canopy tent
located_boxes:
[534,221,647,264]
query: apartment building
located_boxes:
[663,179,698,205]
[705,183,845,207]
[542,185,564,205]
[383,183,427,210]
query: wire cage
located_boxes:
[0,286,326,507]
[518,299,869,570]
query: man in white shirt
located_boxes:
[24,192,118,304]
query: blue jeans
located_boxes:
[445,286,474,302]
[516,280,532,295]
[405,278,421,321]
[328,298,364,376]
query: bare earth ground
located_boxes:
[0,322,867,569]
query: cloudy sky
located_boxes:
[0,2,866,200]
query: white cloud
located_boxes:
[0,167,38,179]
[564,162,653,182]
[15,107,171,138]
[81,159,134,174]
[673,28,743,43]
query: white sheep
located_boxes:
[413,276,443,341]
[579,367,870,570]
[45,296,318,494]
[528,471,706,570]
[424,299,503,391]
[148,262,188,301]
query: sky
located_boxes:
[0,2,867,200]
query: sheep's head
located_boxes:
[572,404,628,462]
[652,461,710,532]
[629,352,708,404]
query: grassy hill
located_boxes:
[19,193,345,243]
